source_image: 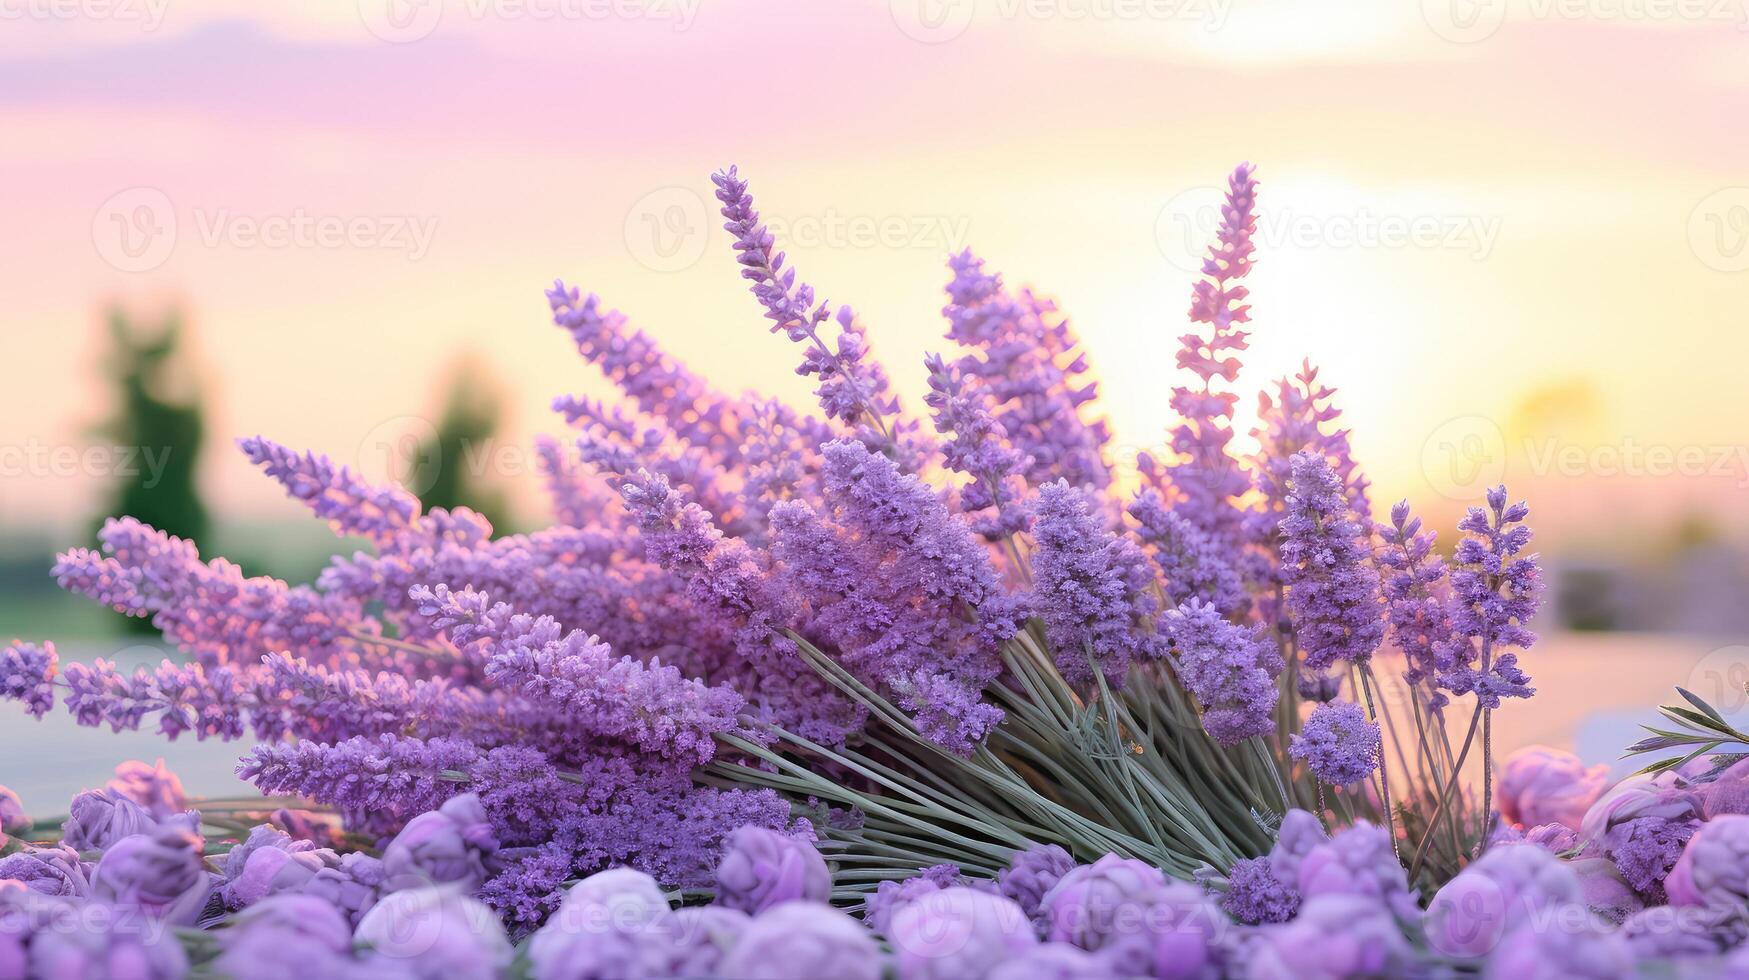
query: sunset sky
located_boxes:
[2,0,1745,554]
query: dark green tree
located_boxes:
[415,355,512,533]
[92,311,208,632]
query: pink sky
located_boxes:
[2,1,1745,553]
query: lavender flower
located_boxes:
[89,824,213,925]
[715,825,832,915]
[713,166,898,444]
[239,435,422,545]
[1252,361,1371,527]
[382,793,499,893]
[717,901,885,980]
[0,846,90,898]
[1496,746,1610,831]
[941,250,1111,492]
[1128,490,1247,618]
[1289,701,1380,786]
[1279,451,1385,671]
[303,852,388,927]
[1155,164,1259,549]
[354,886,512,980]
[0,642,56,718]
[1376,500,1454,709]
[888,887,1037,980]
[1438,485,1541,707]
[1165,599,1282,745]
[1217,856,1298,925]
[923,352,1031,540]
[1031,481,1167,684]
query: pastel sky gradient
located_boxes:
[2,0,1745,554]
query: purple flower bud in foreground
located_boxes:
[61,790,159,852]
[212,894,358,979]
[1568,857,1640,925]
[1294,822,1418,922]
[0,641,57,719]
[23,895,190,980]
[382,793,498,893]
[1245,894,1415,980]
[1665,813,1749,909]
[715,825,832,914]
[996,843,1077,923]
[1423,843,1582,959]
[106,759,187,820]
[1037,853,1168,950]
[985,942,1108,980]
[1483,910,1630,979]
[647,906,751,979]
[1266,809,1328,887]
[89,824,214,926]
[303,852,386,927]
[226,892,354,952]
[354,887,511,980]
[1288,700,1379,786]
[1620,903,1749,960]
[717,901,884,980]
[229,843,337,908]
[1496,746,1610,831]
[888,887,1036,980]
[1578,774,1701,899]
[0,785,29,837]
[0,845,90,898]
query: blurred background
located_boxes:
[1,0,1746,805]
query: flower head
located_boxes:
[715,825,832,915]
[1289,700,1380,786]
[1279,451,1385,671]
[89,823,213,925]
[1496,746,1610,830]
[717,901,885,980]
[382,793,499,893]
[1165,599,1282,745]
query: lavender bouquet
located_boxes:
[8,163,1723,978]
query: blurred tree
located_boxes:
[415,355,512,533]
[91,310,208,633]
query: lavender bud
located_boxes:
[715,826,831,914]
